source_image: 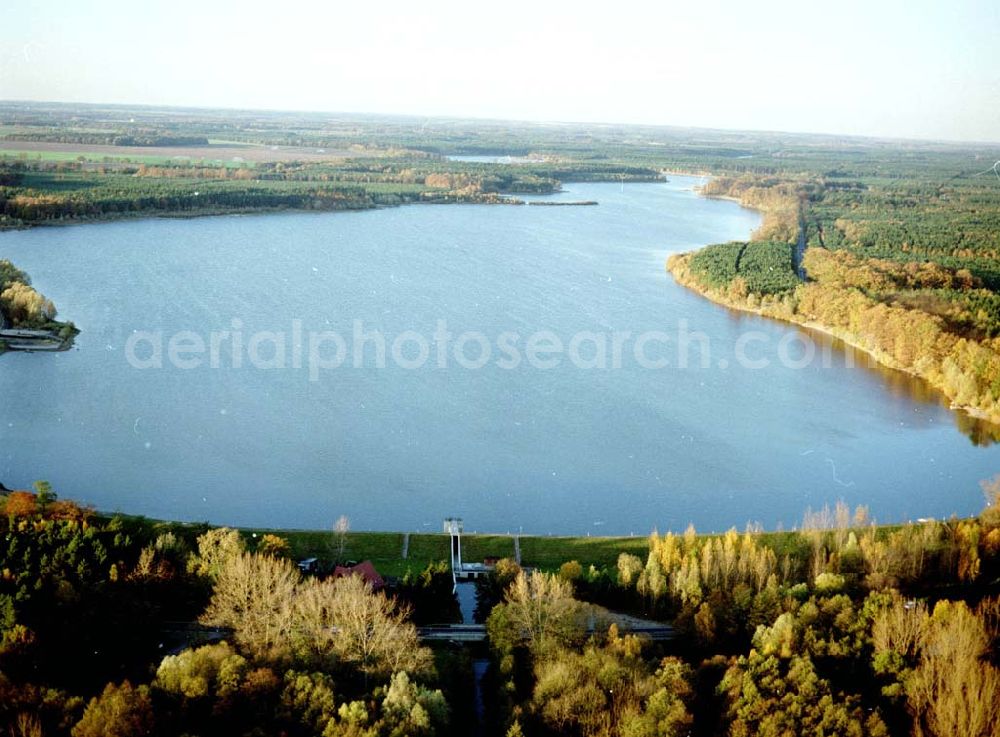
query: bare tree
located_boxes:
[200,546,431,683]
[200,552,299,661]
[332,515,350,562]
[872,593,926,661]
[294,574,431,682]
[906,600,1000,737]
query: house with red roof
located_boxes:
[332,560,385,590]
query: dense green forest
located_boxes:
[1,484,998,736]
[688,241,800,296]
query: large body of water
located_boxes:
[0,177,996,534]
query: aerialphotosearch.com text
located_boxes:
[124,318,859,381]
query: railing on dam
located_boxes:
[417,622,676,644]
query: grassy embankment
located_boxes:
[236,528,647,577]
[225,524,909,578]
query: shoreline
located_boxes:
[0,325,77,354]
[665,253,1000,426]
[0,190,534,232]
[0,174,693,233]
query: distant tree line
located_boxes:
[4,132,209,147]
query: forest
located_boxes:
[3,103,1000,735]
[687,241,799,297]
[669,167,1000,428]
[1,483,998,736]
[4,132,210,147]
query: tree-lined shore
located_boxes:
[4,104,1000,736]
[6,105,1000,431]
[1,482,998,736]
[670,172,1000,430]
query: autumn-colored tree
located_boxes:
[374,671,449,736]
[0,260,30,291]
[720,651,888,737]
[557,560,583,582]
[871,593,926,694]
[10,712,42,737]
[487,571,585,659]
[257,533,291,559]
[474,557,523,622]
[906,600,1000,737]
[531,633,692,737]
[188,527,245,578]
[46,499,91,523]
[71,681,154,737]
[0,282,56,327]
[278,670,339,735]
[154,641,249,700]
[617,553,644,587]
[2,492,37,519]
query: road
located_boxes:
[418,608,675,644]
[417,623,676,644]
[795,205,808,279]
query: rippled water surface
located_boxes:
[0,178,995,533]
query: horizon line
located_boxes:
[3,97,1000,150]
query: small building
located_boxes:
[333,560,385,591]
[456,562,491,580]
[443,518,463,569]
[444,518,510,581]
[297,557,318,573]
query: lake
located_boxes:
[0,177,996,534]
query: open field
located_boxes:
[0,139,372,163]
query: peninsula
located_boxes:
[669,174,1000,429]
[0,259,77,353]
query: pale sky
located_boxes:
[1,0,998,142]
